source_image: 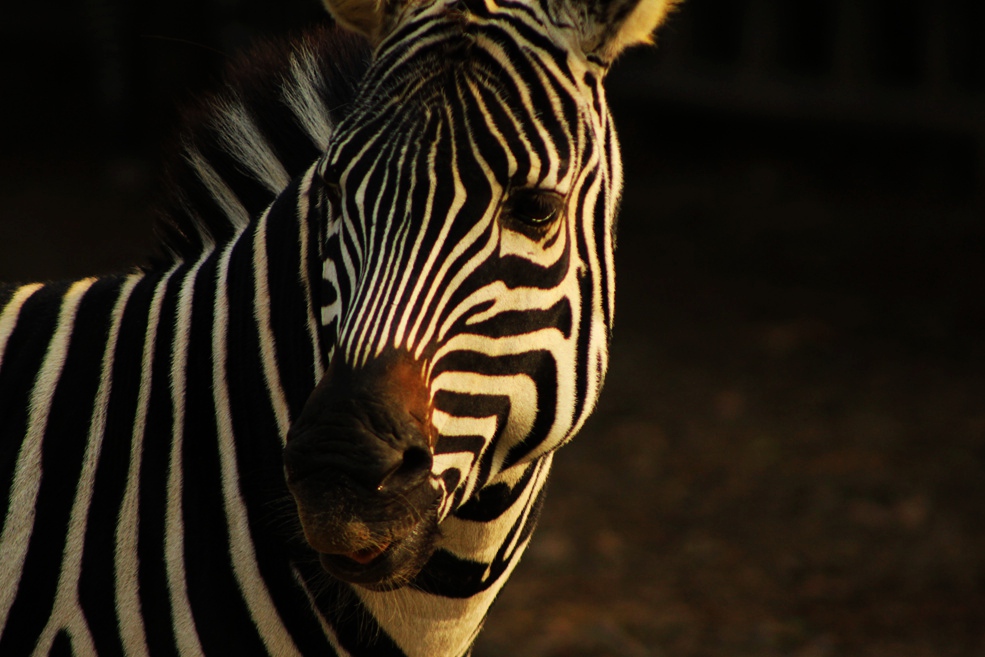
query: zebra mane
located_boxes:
[153,22,372,262]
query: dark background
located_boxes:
[2,0,984,655]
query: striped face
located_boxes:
[286,0,670,590]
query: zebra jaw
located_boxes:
[284,350,443,589]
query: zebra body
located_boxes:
[0,0,677,654]
[1,173,330,654]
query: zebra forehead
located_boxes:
[343,18,594,135]
[371,0,589,84]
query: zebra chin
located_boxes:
[283,349,443,590]
[311,508,442,591]
[291,486,442,590]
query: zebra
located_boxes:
[0,0,677,654]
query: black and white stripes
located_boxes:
[2,0,677,653]
[1,170,327,654]
[318,0,621,502]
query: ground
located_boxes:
[2,98,983,657]
[476,104,985,656]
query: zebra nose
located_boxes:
[375,445,432,493]
[283,350,433,495]
[283,425,432,493]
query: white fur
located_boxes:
[0,279,96,629]
[214,99,292,195]
[187,146,251,233]
[32,276,140,656]
[166,260,208,655]
[115,268,179,657]
[286,48,337,151]
[252,207,293,439]
[0,284,43,363]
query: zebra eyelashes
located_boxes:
[503,188,565,237]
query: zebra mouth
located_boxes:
[288,466,443,589]
[344,542,391,564]
[315,512,439,591]
[318,542,395,585]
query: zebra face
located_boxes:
[286,0,677,590]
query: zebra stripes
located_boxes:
[2,0,677,654]
[1,171,327,654]
[318,0,620,504]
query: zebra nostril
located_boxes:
[402,447,431,473]
[377,447,432,492]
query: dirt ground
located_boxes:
[2,96,984,657]
[476,106,985,656]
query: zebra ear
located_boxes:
[320,0,404,43]
[558,0,679,64]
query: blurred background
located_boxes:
[2,0,984,655]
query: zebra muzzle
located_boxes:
[283,350,441,588]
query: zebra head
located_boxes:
[284,0,676,591]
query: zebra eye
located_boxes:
[508,189,564,229]
[320,163,342,207]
